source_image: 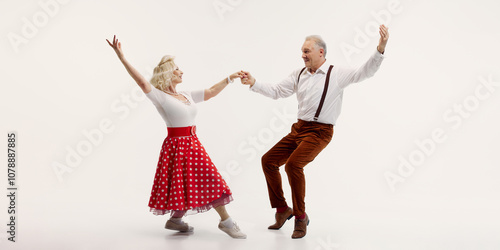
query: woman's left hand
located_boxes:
[229,72,244,81]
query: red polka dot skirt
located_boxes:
[148,128,232,216]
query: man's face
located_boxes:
[302,40,324,70]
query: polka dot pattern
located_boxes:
[148,135,232,215]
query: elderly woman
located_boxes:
[107,35,246,239]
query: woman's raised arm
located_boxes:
[106,35,152,93]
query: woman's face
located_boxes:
[172,66,183,84]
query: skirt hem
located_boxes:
[149,193,233,216]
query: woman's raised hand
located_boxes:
[106,35,124,58]
[105,35,151,93]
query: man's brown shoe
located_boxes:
[268,207,293,230]
[291,214,309,239]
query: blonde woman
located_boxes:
[106,35,246,239]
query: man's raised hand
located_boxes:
[377,25,389,54]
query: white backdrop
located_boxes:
[1,0,500,249]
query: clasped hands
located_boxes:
[229,71,255,87]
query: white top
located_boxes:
[250,50,385,125]
[145,87,205,127]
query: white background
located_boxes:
[1,0,500,249]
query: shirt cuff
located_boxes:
[375,48,386,58]
[249,80,262,92]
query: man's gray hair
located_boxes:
[305,35,327,57]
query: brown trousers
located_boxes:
[262,119,333,216]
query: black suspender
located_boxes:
[314,65,334,121]
[297,65,334,121]
[297,67,306,83]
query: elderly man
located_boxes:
[241,25,389,238]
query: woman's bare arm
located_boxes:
[106,35,152,93]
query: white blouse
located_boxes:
[145,87,205,127]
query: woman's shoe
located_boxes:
[218,221,247,239]
[165,219,194,232]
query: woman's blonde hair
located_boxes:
[150,55,176,91]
